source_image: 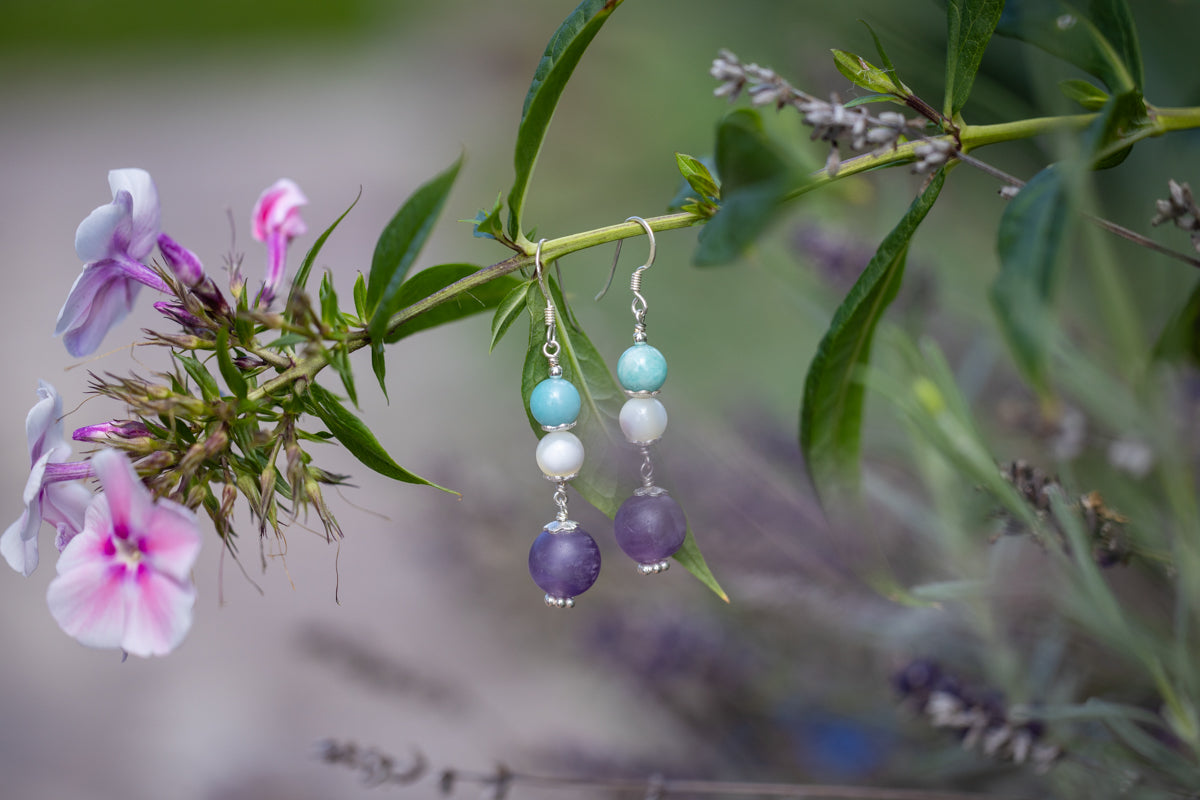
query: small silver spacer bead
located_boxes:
[544,594,576,609]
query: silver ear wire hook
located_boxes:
[595,216,656,302]
[533,239,562,374]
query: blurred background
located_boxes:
[3,1,1200,798]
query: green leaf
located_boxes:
[506,0,624,241]
[215,329,248,401]
[990,91,1147,394]
[995,0,1143,93]
[328,345,358,408]
[293,187,361,296]
[383,263,523,344]
[832,49,906,97]
[944,0,1005,117]
[306,382,455,494]
[989,165,1071,397]
[800,169,946,497]
[695,109,804,267]
[318,270,340,329]
[1152,278,1200,366]
[177,354,220,403]
[352,271,367,321]
[1059,78,1110,110]
[675,152,720,201]
[672,523,729,603]
[370,345,387,402]
[860,20,909,95]
[490,279,533,352]
[468,193,505,241]
[366,154,464,345]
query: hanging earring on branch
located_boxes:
[526,239,601,609]
[606,217,687,575]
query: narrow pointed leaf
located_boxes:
[366,154,463,345]
[371,344,388,402]
[989,91,1145,395]
[832,49,904,97]
[178,354,220,404]
[860,20,909,95]
[672,524,729,603]
[990,165,1070,397]
[801,169,945,497]
[490,279,533,352]
[995,0,1143,93]
[1152,278,1200,366]
[944,0,1005,117]
[215,329,248,400]
[506,0,624,241]
[307,382,455,494]
[293,188,361,296]
[383,263,523,344]
[353,272,368,321]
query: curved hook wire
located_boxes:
[533,239,562,369]
[595,216,656,301]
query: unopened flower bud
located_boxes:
[73,419,149,442]
[233,355,267,370]
[153,301,207,334]
[157,233,205,287]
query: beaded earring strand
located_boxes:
[608,217,687,574]
[526,239,601,608]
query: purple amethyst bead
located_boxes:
[528,526,601,602]
[614,492,687,564]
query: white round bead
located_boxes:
[619,398,668,444]
[535,431,585,477]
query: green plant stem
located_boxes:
[246,212,703,403]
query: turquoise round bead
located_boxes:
[530,377,581,427]
[617,343,667,393]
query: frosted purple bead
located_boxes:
[613,493,687,564]
[528,526,601,600]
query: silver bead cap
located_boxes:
[544,594,576,609]
[543,519,579,534]
[540,421,578,433]
[636,559,671,575]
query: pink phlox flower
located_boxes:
[56,168,172,357]
[2,381,93,576]
[47,449,201,658]
[251,178,308,307]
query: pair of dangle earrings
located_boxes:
[526,218,688,609]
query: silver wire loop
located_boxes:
[534,239,562,370]
[595,216,657,303]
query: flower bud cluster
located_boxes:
[711,49,927,176]
[894,660,1061,772]
[1151,179,1200,252]
[997,460,1133,567]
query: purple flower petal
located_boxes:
[91,449,149,540]
[75,190,133,264]
[107,168,160,260]
[55,259,140,358]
